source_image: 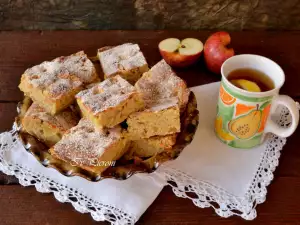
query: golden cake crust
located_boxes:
[49,119,129,172]
[19,51,98,114]
[22,102,79,147]
[127,133,177,158]
[135,59,190,111]
[126,97,180,139]
[76,75,144,129]
[98,43,149,84]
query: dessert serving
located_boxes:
[76,75,144,130]
[126,97,180,139]
[126,133,177,158]
[16,43,199,181]
[19,51,98,115]
[21,102,79,147]
[49,119,129,173]
[98,43,149,84]
[135,59,190,112]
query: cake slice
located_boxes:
[22,102,79,147]
[126,97,180,139]
[19,51,98,115]
[135,59,190,112]
[49,118,129,173]
[98,43,149,84]
[127,134,177,158]
[76,75,144,129]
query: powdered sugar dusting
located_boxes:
[53,118,122,166]
[49,77,82,98]
[136,59,190,110]
[24,51,97,98]
[144,97,178,112]
[98,43,148,76]
[76,75,137,114]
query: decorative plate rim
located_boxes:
[15,92,199,181]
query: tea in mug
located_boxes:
[228,68,274,92]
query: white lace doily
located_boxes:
[0,83,295,224]
[0,129,136,225]
[158,105,289,220]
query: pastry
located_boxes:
[76,75,144,129]
[18,45,193,177]
[126,60,187,139]
[22,102,79,147]
[126,97,180,139]
[135,59,190,112]
[19,51,98,115]
[127,134,177,158]
[49,118,129,173]
[98,43,149,84]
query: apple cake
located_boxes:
[76,75,144,130]
[49,118,129,173]
[135,59,190,112]
[98,43,149,84]
[126,97,180,139]
[19,51,98,115]
[22,102,79,147]
[127,133,177,158]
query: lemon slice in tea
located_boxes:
[230,79,261,92]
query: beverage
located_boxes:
[228,68,274,92]
[215,54,299,149]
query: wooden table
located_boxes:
[0,31,300,224]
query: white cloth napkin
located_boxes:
[157,82,287,220]
[0,133,166,224]
[0,82,290,224]
[164,82,268,195]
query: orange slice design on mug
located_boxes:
[258,104,271,133]
[220,85,236,105]
[235,103,256,117]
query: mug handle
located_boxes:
[264,95,299,137]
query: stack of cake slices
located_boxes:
[19,43,190,173]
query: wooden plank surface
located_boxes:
[0,176,300,225]
[1,0,300,31]
[0,31,300,224]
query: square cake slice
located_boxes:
[49,118,129,173]
[22,102,79,147]
[19,51,98,115]
[127,134,177,158]
[135,59,190,112]
[126,98,180,139]
[98,43,149,84]
[76,75,144,129]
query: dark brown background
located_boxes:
[0,0,299,30]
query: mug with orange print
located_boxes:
[215,54,299,148]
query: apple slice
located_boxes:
[159,38,203,68]
[159,38,181,52]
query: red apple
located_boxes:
[158,38,203,67]
[204,31,234,74]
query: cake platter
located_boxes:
[15,91,199,181]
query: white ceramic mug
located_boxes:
[215,54,299,148]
